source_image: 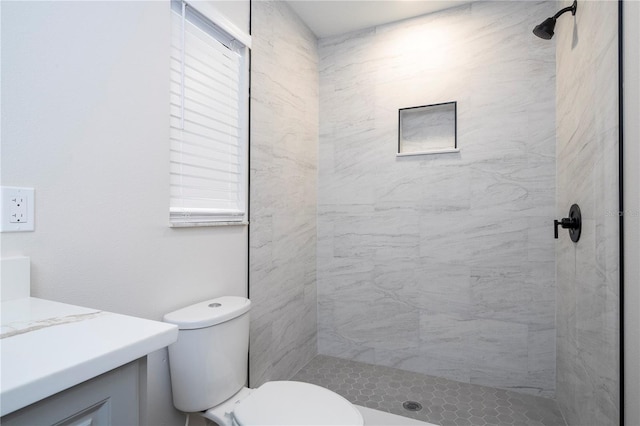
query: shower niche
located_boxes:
[398,101,458,156]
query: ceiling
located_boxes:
[286,1,471,39]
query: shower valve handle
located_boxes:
[554,204,582,242]
[554,218,578,238]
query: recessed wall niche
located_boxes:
[398,101,458,156]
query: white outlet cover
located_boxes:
[1,186,35,232]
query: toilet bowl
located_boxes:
[163,297,363,426]
[203,381,363,426]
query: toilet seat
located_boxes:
[232,381,364,426]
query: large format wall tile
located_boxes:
[317,1,557,397]
[555,1,620,423]
[249,0,319,387]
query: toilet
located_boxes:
[163,296,364,426]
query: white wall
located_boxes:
[192,0,249,34]
[623,1,640,424]
[1,1,248,424]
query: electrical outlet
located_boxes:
[9,194,27,223]
[1,187,35,232]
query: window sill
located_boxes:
[170,221,249,228]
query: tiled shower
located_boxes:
[316,0,556,397]
[249,0,620,424]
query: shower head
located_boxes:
[533,17,557,40]
[533,0,577,40]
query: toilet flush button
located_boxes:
[208,303,222,308]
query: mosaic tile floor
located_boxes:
[292,355,566,426]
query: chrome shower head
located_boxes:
[533,0,577,40]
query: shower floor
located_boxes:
[291,355,566,426]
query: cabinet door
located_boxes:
[1,361,140,426]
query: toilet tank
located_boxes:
[163,296,251,413]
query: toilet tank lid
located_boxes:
[163,296,250,330]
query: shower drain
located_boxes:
[402,401,423,412]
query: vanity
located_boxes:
[0,257,178,425]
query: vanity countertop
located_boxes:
[0,297,178,417]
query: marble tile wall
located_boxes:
[317,1,558,397]
[554,1,620,424]
[249,0,319,387]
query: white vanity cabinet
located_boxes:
[0,296,178,424]
[1,360,141,426]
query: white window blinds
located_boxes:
[170,0,249,225]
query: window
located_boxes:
[169,0,250,226]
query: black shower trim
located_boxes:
[617,1,625,424]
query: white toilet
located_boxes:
[163,296,364,426]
